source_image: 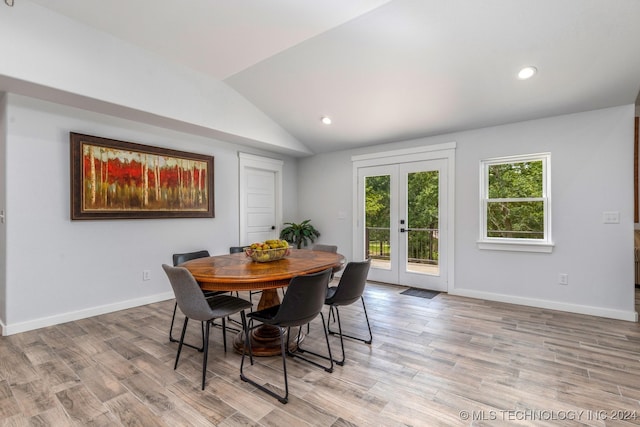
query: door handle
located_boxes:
[271,225,276,230]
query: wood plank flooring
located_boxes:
[1,284,640,426]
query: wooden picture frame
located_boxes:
[70,133,214,220]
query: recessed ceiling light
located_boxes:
[518,66,537,80]
[321,116,332,125]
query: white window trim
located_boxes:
[478,152,554,253]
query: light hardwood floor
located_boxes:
[1,284,640,426]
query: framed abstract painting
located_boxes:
[70,133,214,220]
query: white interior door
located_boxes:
[245,168,277,243]
[239,153,283,246]
[356,158,449,291]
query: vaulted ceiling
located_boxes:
[26,0,640,154]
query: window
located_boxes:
[478,153,553,252]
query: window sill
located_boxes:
[477,240,554,253]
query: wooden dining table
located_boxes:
[181,248,345,356]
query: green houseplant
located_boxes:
[279,219,320,249]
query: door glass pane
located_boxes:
[406,171,439,275]
[365,175,391,270]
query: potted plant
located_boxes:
[279,219,320,249]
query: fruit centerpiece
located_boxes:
[245,239,290,262]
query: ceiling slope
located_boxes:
[19,0,640,154]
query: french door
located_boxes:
[356,159,449,291]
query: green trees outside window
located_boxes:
[364,171,439,264]
[487,160,543,239]
[407,171,439,263]
[482,154,550,242]
[365,175,390,259]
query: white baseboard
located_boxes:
[449,288,638,322]
[2,292,175,336]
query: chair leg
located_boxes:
[279,327,289,403]
[240,311,253,366]
[201,321,210,390]
[320,314,334,371]
[201,322,206,350]
[290,312,334,373]
[314,305,335,334]
[326,298,373,366]
[240,318,254,376]
[327,297,373,344]
[222,318,227,352]
[240,323,289,404]
[169,302,179,342]
[361,296,373,344]
[331,308,346,366]
[169,302,205,352]
[174,317,189,370]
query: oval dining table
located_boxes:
[181,248,345,356]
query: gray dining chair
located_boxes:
[162,264,252,390]
[170,250,229,351]
[325,259,372,365]
[240,268,333,404]
[304,243,342,334]
[311,244,337,253]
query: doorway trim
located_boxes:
[238,152,283,246]
[351,142,456,291]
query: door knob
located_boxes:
[271,225,276,230]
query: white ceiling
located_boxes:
[27,0,640,154]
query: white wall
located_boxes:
[299,105,637,320]
[1,94,298,334]
[296,150,353,248]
